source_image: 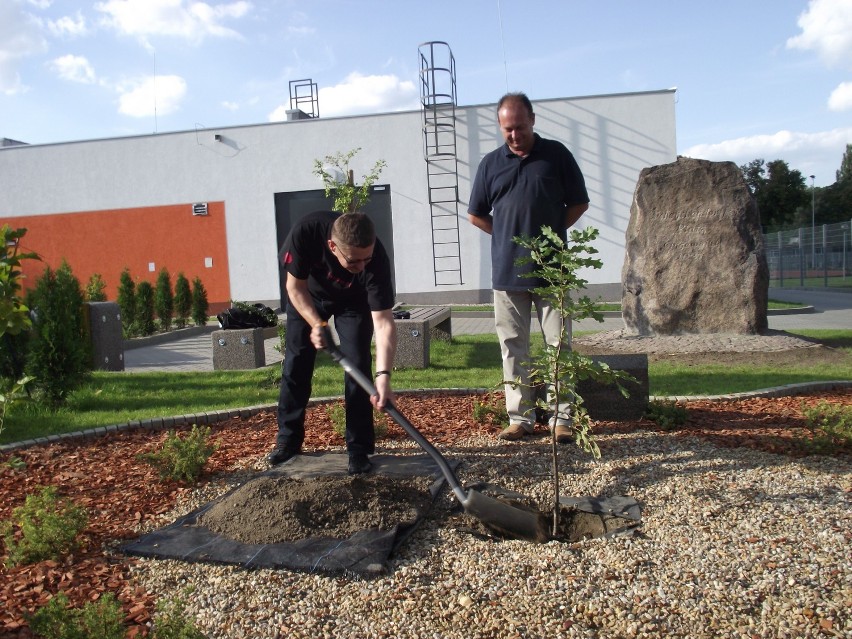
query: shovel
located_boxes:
[320,325,549,543]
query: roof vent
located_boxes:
[192,202,208,216]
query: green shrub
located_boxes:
[472,396,509,426]
[0,374,33,438]
[85,273,108,302]
[155,268,174,332]
[28,591,125,639]
[152,596,206,639]
[0,225,39,337]
[138,425,218,483]
[116,268,136,337]
[173,273,192,329]
[644,399,689,430]
[2,485,88,567]
[135,280,156,336]
[801,400,852,452]
[0,330,30,385]
[190,277,209,327]
[25,261,90,405]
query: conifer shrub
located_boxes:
[28,591,125,639]
[135,280,156,336]
[26,261,90,405]
[2,485,88,567]
[173,272,192,329]
[138,425,218,483]
[116,268,136,337]
[155,268,174,331]
[190,277,209,327]
[85,273,108,302]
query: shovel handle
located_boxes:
[319,324,468,501]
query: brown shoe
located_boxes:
[499,423,529,441]
[553,424,573,444]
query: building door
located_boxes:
[273,185,395,309]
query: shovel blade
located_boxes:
[463,489,550,543]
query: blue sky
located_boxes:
[2,0,850,187]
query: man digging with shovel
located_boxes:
[269,211,397,475]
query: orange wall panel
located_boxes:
[1,203,230,310]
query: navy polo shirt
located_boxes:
[469,134,589,291]
[279,210,395,311]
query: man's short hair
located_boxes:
[331,212,376,248]
[497,92,534,118]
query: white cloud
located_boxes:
[221,100,239,111]
[682,127,852,186]
[786,0,852,69]
[0,1,48,94]
[268,72,418,121]
[49,54,96,83]
[117,74,186,117]
[96,0,251,43]
[48,11,89,38]
[828,81,852,111]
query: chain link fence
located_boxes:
[763,220,852,288]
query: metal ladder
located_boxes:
[418,41,463,286]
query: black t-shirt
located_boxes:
[468,134,589,290]
[279,210,395,311]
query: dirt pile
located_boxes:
[197,474,433,544]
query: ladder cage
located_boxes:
[418,41,463,287]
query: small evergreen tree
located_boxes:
[135,281,156,336]
[85,273,108,302]
[154,268,174,331]
[26,261,90,405]
[173,272,192,329]
[190,277,209,327]
[116,268,136,337]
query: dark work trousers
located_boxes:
[276,297,375,456]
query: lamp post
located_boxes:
[810,174,815,272]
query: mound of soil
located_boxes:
[197,475,433,544]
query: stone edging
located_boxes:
[455,307,814,319]
[2,381,850,454]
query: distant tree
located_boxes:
[154,268,174,331]
[836,143,852,184]
[740,158,765,194]
[741,159,809,231]
[173,272,192,329]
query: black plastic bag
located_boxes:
[217,303,277,329]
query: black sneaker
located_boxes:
[348,454,372,475]
[268,447,299,466]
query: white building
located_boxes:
[0,88,677,311]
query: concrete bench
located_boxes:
[393,306,452,369]
[212,325,278,370]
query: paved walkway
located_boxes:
[124,288,851,373]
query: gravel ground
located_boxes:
[128,427,851,639]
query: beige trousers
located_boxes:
[493,289,573,431]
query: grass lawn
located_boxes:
[1,330,850,445]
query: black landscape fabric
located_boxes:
[122,452,451,576]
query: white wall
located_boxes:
[0,89,676,305]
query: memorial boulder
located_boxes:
[621,157,768,335]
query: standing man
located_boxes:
[468,92,590,443]
[270,211,397,474]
